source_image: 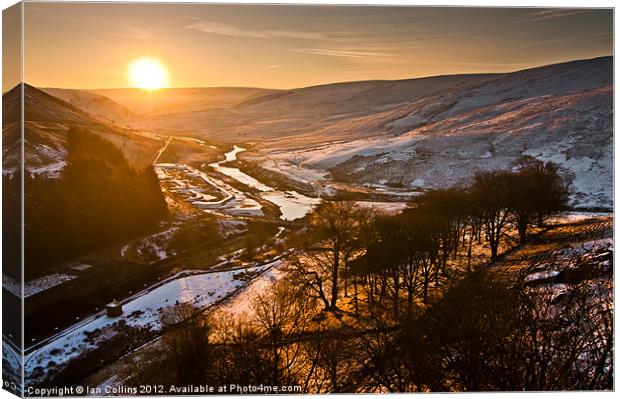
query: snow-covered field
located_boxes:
[3,273,77,298]
[4,134,69,180]
[156,162,263,217]
[24,260,282,385]
[521,218,613,296]
[546,211,613,225]
[260,157,327,185]
[121,227,179,264]
[27,160,66,179]
[215,261,287,320]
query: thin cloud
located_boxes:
[186,21,268,38]
[267,65,282,69]
[525,9,590,22]
[186,20,326,40]
[291,48,392,59]
[267,30,326,40]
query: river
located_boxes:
[209,146,320,221]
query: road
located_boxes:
[152,136,173,164]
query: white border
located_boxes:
[0,1,616,398]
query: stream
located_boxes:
[209,146,320,221]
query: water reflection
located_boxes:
[210,146,320,220]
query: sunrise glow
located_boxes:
[128,58,169,90]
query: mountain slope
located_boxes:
[23,128,168,278]
[2,84,168,278]
[245,57,613,209]
[276,87,611,206]
[2,84,164,178]
[126,74,496,139]
[9,56,612,210]
[124,57,612,148]
[41,88,134,123]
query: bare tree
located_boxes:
[159,303,212,386]
[508,156,571,242]
[471,171,511,260]
[303,328,356,392]
[252,280,316,386]
[311,201,358,310]
[289,249,335,310]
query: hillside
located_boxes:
[241,57,613,209]
[2,84,164,179]
[123,57,611,145]
[41,88,134,123]
[125,74,496,139]
[273,86,612,207]
[2,84,168,278]
[22,128,168,278]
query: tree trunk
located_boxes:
[407,288,414,320]
[467,229,473,272]
[489,224,499,260]
[393,269,399,319]
[330,245,340,310]
[272,342,279,386]
[517,218,528,243]
[490,240,498,260]
[353,277,359,315]
[343,254,349,297]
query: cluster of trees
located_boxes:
[24,128,168,278]
[243,222,281,260]
[121,271,612,392]
[290,156,570,320]
[354,273,613,391]
[475,156,571,249]
[124,282,323,390]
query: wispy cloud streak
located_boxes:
[291,48,393,59]
[186,20,326,40]
[524,9,591,22]
[186,21,268,38]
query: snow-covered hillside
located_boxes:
[102,57,612,208]
[2,84,164,179]
[261,86,612,208]
[247,57,613,208]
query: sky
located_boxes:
[12,2,614,90]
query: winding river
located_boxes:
[210,146,320,221]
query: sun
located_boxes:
[128,57,169,90]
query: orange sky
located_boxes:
[6,3,614,90]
